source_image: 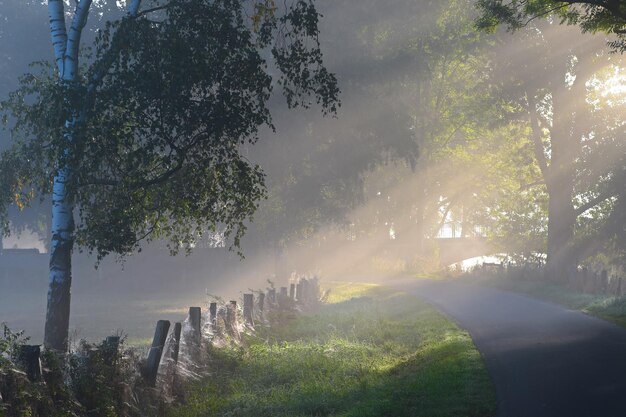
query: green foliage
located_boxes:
[169,284,495,417]
[475,0,626,51]
[66,339,138,417]
[0,0,339,260]
[0,329,146,417]
[0,325,80,417]
[0,325,28,372]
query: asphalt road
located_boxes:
[391,279,626,417]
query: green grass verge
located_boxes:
[470,275,626,328]
[169,283,496,417]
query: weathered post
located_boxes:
[105,336,120,350]
[188,307,202,346]
[258,292,265,312]
[226,301,237,328]
[145,320,170,386]
[296,282,303,304]
[209,302,217,328]
[279,287,288,308]
[243,294,254,326]
[268,288,276,305]
[226,301,239,338]
[289,283,296,300]
[171,322,182,363]
[102,336,121,365]
[18,345,42,382]
[301,279,309,303]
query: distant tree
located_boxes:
[476,0,626,51]
[0,0,338,351]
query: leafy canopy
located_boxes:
[0,0,339,259]
[476,0,626,51]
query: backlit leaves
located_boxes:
[0,0,339,260]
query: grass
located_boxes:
[469,274,626,328]
[169,282,496,417]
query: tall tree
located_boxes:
[479,12,625,277]
[0,0,338,351]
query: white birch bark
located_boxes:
[44,0,91,352]
[44,0,143,351]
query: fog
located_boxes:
[1,0,625,345]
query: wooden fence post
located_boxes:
[268,288,276,305]
[258,292,265,312]
[280,286,288,298]
[145,320,170,386]
[171,322,182,363]
[209,302,217,328]
[243,294,254,326]
[301,279,309,303]
[102,336,121,365]
[105,336,120,350]
[189,307,202,346]
[226,301,239,338]
[18,345,41,382]
[296,282,303,304]
[289,283,296,300]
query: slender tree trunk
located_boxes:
[43,0,141,352]
[44,170,75,351]
[43,0,92,352]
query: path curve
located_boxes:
[390,279,626,417]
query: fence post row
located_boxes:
[140,275,320,387]
[145,320,170,387]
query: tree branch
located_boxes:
[48,0,68,74]
[575,191,616,217]
[136,4,172,17]
[64,0,93,81]
[128,0,142,17]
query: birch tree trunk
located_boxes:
[44,0,91,352]
[44,0,141,351]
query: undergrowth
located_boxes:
[169,283,496,417]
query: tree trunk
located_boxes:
[44,178,74,351]
[544,88,577,282]
[545,177,576,281]
[43,0,93,352]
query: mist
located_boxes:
[1,0,625,352]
